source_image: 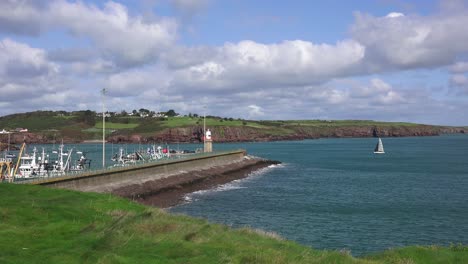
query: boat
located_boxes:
[145,145,171,161]
[111,147,142,167]
[374,137,385,154]
[13,143,90,179]
[70,151,92,171]
[5,153,16,159]
[16,147,45,178]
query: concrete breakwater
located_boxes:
[35,150,278,206]
[114,157,279,208]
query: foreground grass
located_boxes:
[0,184,364,264]
[0,184,467,264]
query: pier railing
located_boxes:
[11,149,246,185]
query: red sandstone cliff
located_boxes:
[105,125,465,144]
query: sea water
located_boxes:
[170,135,468,255]
[15,135,468,255]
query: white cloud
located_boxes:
[247,105,264,118]
[450,74,468,94]
[0,1,468,125]
[0,0,46,35]
[386,12,405,18]
[451,74,467,85]
[0,39,61,103]
[0,1,178,67]
[351,8,468,70]
[450,61,468,73]
[0,38,58,80]
[170,39,366,92]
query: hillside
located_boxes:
[1,183,467,263]
[0,111,465,145]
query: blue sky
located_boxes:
[0,0,467,125]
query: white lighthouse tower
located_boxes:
[204,129,213,152]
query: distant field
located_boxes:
[94,121,139,129]
[0,111,455,142]
[162,117,270,129]
[0,115,75,131]
[283,120,420,127]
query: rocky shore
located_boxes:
[112,157,280,208]
[106,125,465,144]
[1,124,465,146]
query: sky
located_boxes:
[0,0,468,125]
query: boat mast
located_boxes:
[203,105,206,152]
[101,88,106,169]
[7,131,10,152]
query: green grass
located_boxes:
[282,120,421,127]
[365,245,468,263]
[0,111,458,141]
[0,115,75,132]
[95,122,139,129]
[162,117,269,129]
[0,184,467,264]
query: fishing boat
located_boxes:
[145,145,171,161]
[374,137,385,154]
[111,147,143,167]
[70,151,92,171]
[16,147,44,178]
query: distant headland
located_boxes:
[0,110,465,147]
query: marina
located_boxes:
[1,141,205,183]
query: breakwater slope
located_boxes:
[113,157,279,208]
[35,150,277,207]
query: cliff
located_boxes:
[2,124,464,145]
[105,125,465,144]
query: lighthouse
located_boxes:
[204,129,213,152]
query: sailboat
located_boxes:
[374,137,385,154]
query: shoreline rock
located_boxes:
[112,157,280,208]
[2,125,465,145]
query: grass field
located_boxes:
[0,184,467,264]
[161,117,268,129]
[95,121,139,129]
[0,111,454,142]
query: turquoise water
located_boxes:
[169,135,468,255]
[13,135,468,255]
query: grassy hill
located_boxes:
[0,183,467,263]
[0,111,464,143]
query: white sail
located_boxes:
[374,138,385,154]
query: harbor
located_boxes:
[0,126,214,182]
[1,129,278,209]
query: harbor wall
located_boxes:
[35,150,246,192]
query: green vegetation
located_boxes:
[0,110,455,142]
[0,184,467,263]
[95,121,139,129]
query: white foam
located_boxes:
[181,162,286,204]
[248,163,285,177]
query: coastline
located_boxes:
[112,156,280,208]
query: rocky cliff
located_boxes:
[105,125,465,144]
[3,125,464,145]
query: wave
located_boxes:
[181,163,286,205]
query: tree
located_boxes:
[77,110,96,126]
[166,109,178,117]
[139,108,150,114]
[120,110,128,116]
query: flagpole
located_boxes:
[101,88,106,168]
